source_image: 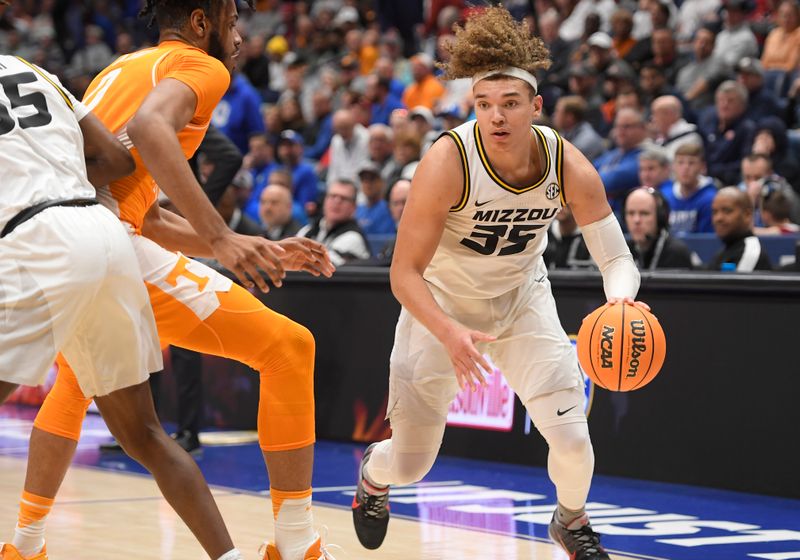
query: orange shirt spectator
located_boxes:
[760,0,800,72]
[402,53,445,110]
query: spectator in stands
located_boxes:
[594,108,650,212]
[566,64,605,132]
[265,35,289,100]
[757,190,800,234]
[212,71,266,154]
[751,117,800,189]
[713,0,759,69]
[387,131,422,187]
[650,95,703,160]
[366,124,399,183]
[409,106,439,153]
[639,62,690,119]
[436,104,467,132]
[585,32,615,76]
[217,171,264,237]
[68,24,113,78]
[243,133,277,222]
[739,153,800,225]
[662,143,718,233]
[536,9,573,108]
[298,180,371,266]
[277,96,306,133]
[760,0,800,72]
[735,58,786,122]
[356,163,396,235]
[676,25,728,112]
[374,56,406,100]
[610,9,637,58]
[543,205,594,269]
[328,108,370,186]
[624,187,696,269]
[276,130,320,217]
[638,148,673,191]
[649,28,687,86]
[552,95,605,162]
[373,179,412,263]
[402,53,445,110]
[242,34,271,97]
[260,184,303,241]
[303,88,334,161]
[366,74,405,126]
[699,80,756,186]
[708,187,773,270]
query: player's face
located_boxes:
[473,78,541,148]
[625,190,659,244]
[208,0,242,72]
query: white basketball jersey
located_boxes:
[424,121,566,299]
[0,56,94,232]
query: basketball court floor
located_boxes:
[0,405,797,560]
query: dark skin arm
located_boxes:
[79,112,135,187]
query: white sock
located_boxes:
[217,549,244,560]
[12,519,46,557]
[272,490,316,560]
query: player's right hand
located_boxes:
[211,232,286,292]
[441,325,496,392]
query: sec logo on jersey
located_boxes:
[545,183,560,200]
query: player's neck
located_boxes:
[159,30,203,50]
[483,130,544,187]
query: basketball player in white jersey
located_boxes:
[351,8,647,560]
[0,52,244,560]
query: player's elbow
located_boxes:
[126,109,161,147]
[113,143,135,176]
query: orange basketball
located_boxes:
[576,303,666,392]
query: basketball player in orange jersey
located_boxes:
[351,8,648,560]
[4,2,336,560]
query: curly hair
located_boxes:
[140,0,254,29]
[440,6,551,81]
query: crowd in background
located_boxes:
[2,0,799,271]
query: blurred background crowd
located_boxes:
[2,0,799,271]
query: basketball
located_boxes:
[576,303,666,391]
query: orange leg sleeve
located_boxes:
[32,355,92,442]
[155,282,316,453]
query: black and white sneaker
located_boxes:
[351,443,390,550]
[548,511,611,560]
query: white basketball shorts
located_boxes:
[0,204,162,397]
[387,263,583,426]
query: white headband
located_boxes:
[472,67,538,93]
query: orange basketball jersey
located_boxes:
[82,41,230,230]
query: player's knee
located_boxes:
[392,453,436,485]
[111,421,163,463]
[256,318,315,374]
[544,424,592,461]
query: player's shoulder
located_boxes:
[162,42,227,74]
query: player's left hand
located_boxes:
[276,237,336,277]
[606,297,651,312]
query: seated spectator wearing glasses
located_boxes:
[708,187,772,271]
[356,162,396,235]
[624,187,695,270]
[298,180,371,266]
[660,143,718,234]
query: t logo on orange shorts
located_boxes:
[166,255,210,292]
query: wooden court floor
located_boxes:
[0,455,644,559]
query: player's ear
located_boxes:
[189,8,209,38]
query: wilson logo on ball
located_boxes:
[577,303,666,392]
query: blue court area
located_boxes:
[0,405,798,560]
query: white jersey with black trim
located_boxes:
[424,120,566,299]
[0,55,93,232]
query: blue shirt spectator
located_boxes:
[212,73,265,154]
[660,179,717,234]
[356,163,397,235]
[594,108,650,214]
[365,74,406,126]
[698,81,756,186]
[277,130,321,216]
